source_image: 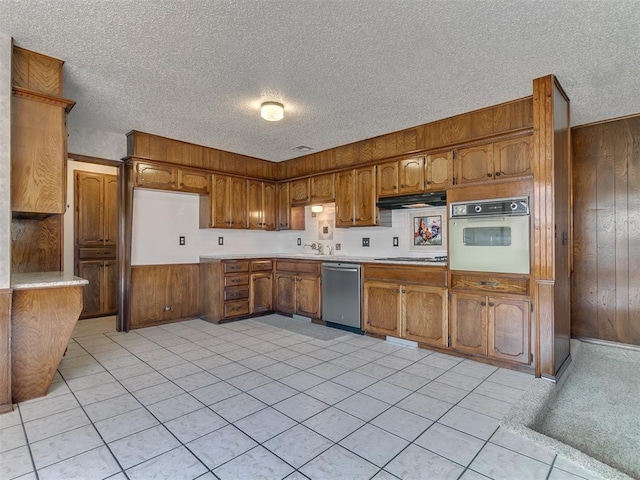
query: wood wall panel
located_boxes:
[11,216,63,273]
[0,290,12,414]
[572,116,640,345]
[11,46,64,96]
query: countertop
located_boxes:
[199,253,447,267]
[11,272,90,290]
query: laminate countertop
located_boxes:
[199,253,447,267]
[11,272,89,290]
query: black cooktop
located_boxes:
[374,256,447,263]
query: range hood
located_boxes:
[376,191,447,209]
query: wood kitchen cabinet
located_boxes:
[336,166,387,227]
[377,156,424,197]
[290,178,311,205]
[134,161,209,194]
[310,173,335,202]
[275,259,321,319]
[131,264,199,328]
[449,272,530,364]
[75,171,118,318]
[425,151,453,190]
[362,264,448,347]
[199,174,247,229]
[248,180,277,230]
[250,272,273,314]
[455,135,532,185]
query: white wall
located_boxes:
[131,189,446,265]
[0,33,11,288]
[67,126,127,161]
[63,160,119,273]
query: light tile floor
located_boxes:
[0,315,604,480]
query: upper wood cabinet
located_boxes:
[248,180,277,230]
[199,174,247,229]
[377,156,425,197]
[290,178,311,205]
[75,171,117,246]
[336,166,381,228]
[455,135,532,185]
[425,151,453,190]
[310,173,335,202]
[134,161,209,194]
[11,94,72,216]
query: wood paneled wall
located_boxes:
[278,97,533,179]
[0,290,12,413]
[572,115,640,345]
[11,216,63,273]
[127,131,278,180]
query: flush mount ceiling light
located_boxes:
[260,101,284,121]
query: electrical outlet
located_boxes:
[218,236,224,245]
[179,236,185,246]
[362,237,370,247]
[335,243,341,251]
[297,238,302,246]
[393,236,399,247]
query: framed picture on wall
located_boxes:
[409,207,446,250]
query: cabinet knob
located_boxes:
[480,301,486,306]
[495,172,501,177]
[393,186,397,190]
[426,181,432,185]
[486,173,492,178]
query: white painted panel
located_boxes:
[0,33,12,288]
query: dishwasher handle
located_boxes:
[323,266,360,273]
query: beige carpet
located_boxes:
[502,340,640,480]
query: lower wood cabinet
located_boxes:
[275,260,321,319]
[130,264,199,328]
[450,274,531,364]
[250,272,273,314]
[362,264,448,347]
[77,259,117,318]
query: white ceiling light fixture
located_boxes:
[261,101,284,121]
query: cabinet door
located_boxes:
[11,96,66,214]
[104,175,118,246]
[251,273,273,314]
[425,151,453,190]
[210,174,230,228]
[456,143,493,184]
[403,285,448,348]
[76,172,104,246]
[291,178,310,205]
[493,136,532,179]
[377,162,399,197]
[354,166,377,226]
[488,297,530,364]
[310,173,335,202]
[262,182,277,231]
[228,177,247,229]
[450,293,487,355]
[363,281,401,337]
[275,273,296,314]
[78,260,103,318]
[247,180,263,230]
[104,259,118,315]
[335,170,355,227]
[135,162,177,190]
[179,168,209,194]
[277,183,291,230]
[296,275,321,319]
[399,157,424,194]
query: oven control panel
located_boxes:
[450,197,529,217]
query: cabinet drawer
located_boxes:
[224,274,249,286]
[251,260,273,271]
[276,260,321,275]
[363,264,446,286]
[78,247,116,259]
[224,300,249,317]
[450,273,529,295]
[223,261,249,273]
[224,286,249,300]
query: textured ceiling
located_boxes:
[2,1,639,162]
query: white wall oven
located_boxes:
[449,197,530,274]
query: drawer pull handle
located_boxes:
[478,281,498,287]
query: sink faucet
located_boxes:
[304,242,323,254]
[327,245,333,256]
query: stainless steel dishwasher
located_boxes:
[321,262,363,334]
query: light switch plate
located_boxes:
[297,238,302,246]
[393,236,399,247]
[218,237,224,245]
[179,236,185,246]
